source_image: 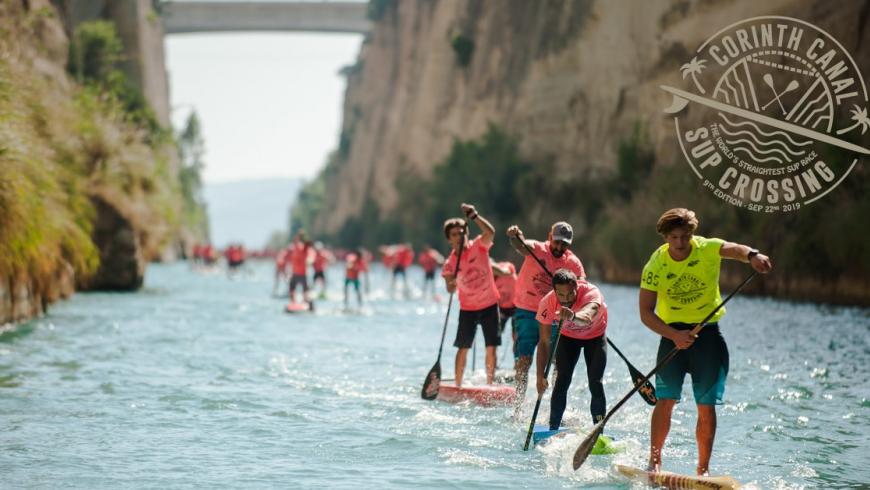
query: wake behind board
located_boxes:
[616,465,741,490]
[532,426,621,454]
[284,301,313,313]
[435,384,516,407]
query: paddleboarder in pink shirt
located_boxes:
[506,222,586,412]
[442,203,500,387]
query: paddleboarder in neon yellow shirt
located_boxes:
[639,208,772,476]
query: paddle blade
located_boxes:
[421,363,441,400]
[627,366,657,406]
[572,421,604,470]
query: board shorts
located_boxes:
[345,278,360,290]
[424,270,435,280]
[289,274,309,292]
[392,266,406,276]
[454,303,499,348]
[514,308,541,359]
[655,322,729,405]
[313,270,325,281]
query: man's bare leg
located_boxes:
[485,346,496,384]
[513,355,532,417]
[648,398,676,472]
[455,348,469,387]
[696,404,717,476]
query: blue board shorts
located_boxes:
[655,323,729,405]
[345,278,360,290]
[514,308,558,359]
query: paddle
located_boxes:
[572,271,758,470]
[421,237,465,400]
[523,318,564,451]
[517,238,656,405]
[607,337,656,406]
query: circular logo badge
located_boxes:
[663,16,869,212]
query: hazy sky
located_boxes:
[165,32,362,183]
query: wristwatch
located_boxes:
[747,249,759,261]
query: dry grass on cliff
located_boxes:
[0,57,99,285]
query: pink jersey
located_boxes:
[276,249,290,271]
[396,246,414,268]
[535,282,607,340]
[381,247,395,268]
[441,235,499,311]
[418,250,439,273]
[494,261,517,309]
[290,242,309,276]
[313,249,330,272]
[514,240,585,311]
[345,253,362,280]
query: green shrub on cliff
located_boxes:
[176,111,209,240]
[451,35,475,67]
[68,20,163,141]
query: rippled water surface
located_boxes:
[1,262,868,488]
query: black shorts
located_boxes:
[454,303,500,348]
[313,270,325,280]
[424,270,435,280]
[393,266,406,276]
[498,306,516,321]
[289,274,308,292]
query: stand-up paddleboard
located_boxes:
[435,384,516,406]
[532,424,571,445]
[284,301,313,313]
[616,465,741,490]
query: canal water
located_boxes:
[1,262,867,488]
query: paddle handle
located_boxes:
[519,239,552,279]
[523,319,563,451]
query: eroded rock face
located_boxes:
[84,196,145,291]
[312,0,865,235]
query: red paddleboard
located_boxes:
[284,302,312,313]
[436,384,516,407]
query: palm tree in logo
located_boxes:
[836,105,870,135]
[680,57,707,94]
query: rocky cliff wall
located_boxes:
[310,0,870,304]
[0,0,190,323]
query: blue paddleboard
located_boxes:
[532,424,571,445]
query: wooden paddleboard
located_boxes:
[435,384,516,407]
[616,464,741,489]
[284,302,313,313]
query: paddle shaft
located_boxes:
[523,319,564,451]
[518,239,651,397]
[434,241,465,363]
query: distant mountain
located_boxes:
[203,178,302,249]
